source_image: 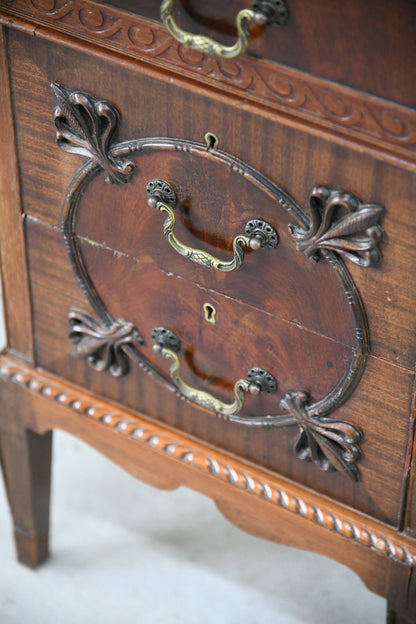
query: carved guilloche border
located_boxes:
[2,0,416,161]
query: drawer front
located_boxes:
[72,143,356,347]
[158,0,416,108]
[8,28,415,525]
[26,218,413,528]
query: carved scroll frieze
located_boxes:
[52,85,386,480]
[3,0,416,160]
[290,185,385,267]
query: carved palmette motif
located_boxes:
[53,85,386,480]
[290,185,384,267]
[280,391,362,481]
[68,309,143,377]
[52,83,134,184]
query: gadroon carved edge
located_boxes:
[0,355,413,567]
[53,84,386,480]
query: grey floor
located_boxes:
[0,292,386,623]
[0,433,386,624]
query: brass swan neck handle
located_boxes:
[151,327,277,416]
[146,179,278,273]
[160,0,289,59]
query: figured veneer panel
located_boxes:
[8,29,416,370]
[26,218,413,526]
[0,27,33,360]
[73,150,356,347]
[75,237,353,410]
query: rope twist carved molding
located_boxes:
[0,356,414,568]
[2,0,416,159]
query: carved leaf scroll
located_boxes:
[281,391,362,481]
[69,309,143,376]
[290,185,385,267]
[52,82,135,184]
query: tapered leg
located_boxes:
[387,608,416,624]
[0,426,52,568]
[386,562,416,624]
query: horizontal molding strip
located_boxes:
[1,0,416,162]
[0,353,415,567]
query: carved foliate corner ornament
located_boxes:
[280,391,362,481]
[52,83,135,184]
[53,84,386,481]
[290,185,385,267]
[69,310,143,377]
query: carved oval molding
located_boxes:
[51,85,386,480]
[61,137,370,420]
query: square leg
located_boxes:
[387,562,416,624]
[0,426,52,568]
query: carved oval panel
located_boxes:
[63,136,367,422]
[73,140,358,345]
[55,85,384,479]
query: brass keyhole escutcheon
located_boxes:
[204,132,219,150]
[203,303,217,324]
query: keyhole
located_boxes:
[204,132,219,150]
[203,303,217,324]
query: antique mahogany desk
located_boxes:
[0,1,416,621]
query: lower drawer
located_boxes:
[26,218,413,527]
[6,26,416,528]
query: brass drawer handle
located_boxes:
[146,179,278,272]
[160,0,289,59]
[151,327,277,415]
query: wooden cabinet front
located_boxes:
[4,26,413,529]
[2,2,416,621]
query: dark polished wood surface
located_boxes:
[106,0,416,108]
[1,1,416,621]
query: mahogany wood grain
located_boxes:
[8,28,416,371]
[0,26,34,361]
[73,149,356,345]
[25,219,413,527]
[0,5,415,622]
[75,238,352,405]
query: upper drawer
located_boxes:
[3,0,416,165]
[107,0,416,108]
